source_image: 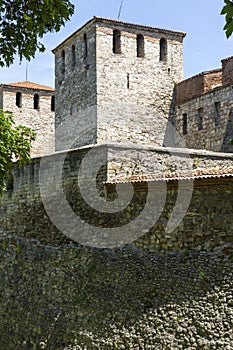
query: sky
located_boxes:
[0,0,232,87]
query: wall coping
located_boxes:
[30,143,233,161]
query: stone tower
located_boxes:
[0,81,55,157]
[53,17,185,151]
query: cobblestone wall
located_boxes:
[0,86,55,157]
[0,230,232,349]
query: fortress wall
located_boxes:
[0,146,232,348]
[175,85,233,152]
[0,146,232,252]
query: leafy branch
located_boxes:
[0,110,36,195]
[0,0,74,66]
[221,0,233,38]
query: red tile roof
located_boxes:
[106,167,233,184]
[2,81,54,91]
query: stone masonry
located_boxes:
[0,230,232,350]
[2,18,233,158]
[0,81,55,157]
[53,17,185,151]
[1,16,233,252]
[0,144,233,251]
[0,17,233,349]
[175,57,233,152]
[222,55,233,86]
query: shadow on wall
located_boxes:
[0,234,232,349]
[163,89,177,148]
[221,108,233,152]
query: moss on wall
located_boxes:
[0,230,232,349]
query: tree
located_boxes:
[0,0,74,67]
[221,0,233,38]
[0,110,36,195]
[0,1,74,195]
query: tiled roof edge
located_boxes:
[0,81,54,91]
[105,167,233,184]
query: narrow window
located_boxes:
[61,50,65,76]
[182,113,187,135]
[16,92,22,107]
[83,33,88,58]
[113,30,121,54]
[51,96,55,112]
[197,108,203,130]
[70,103,77,116]
[34,94,39,110]
[72,45,76,66]
[160,38,167,62]
[127,73,130,89]
[214,101,221,126]
[137,34,144,58]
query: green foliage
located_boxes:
[0,0,74,66]
[183,248,190,257]
[221,0,233,38]
[0,109,35,196]
[198,270,206,280]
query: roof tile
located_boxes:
[106,167,233,184]
[2,81,54,91]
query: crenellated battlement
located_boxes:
[53,17,185,151]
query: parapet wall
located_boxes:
[175,69,222,105]
[175,56,233,106]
